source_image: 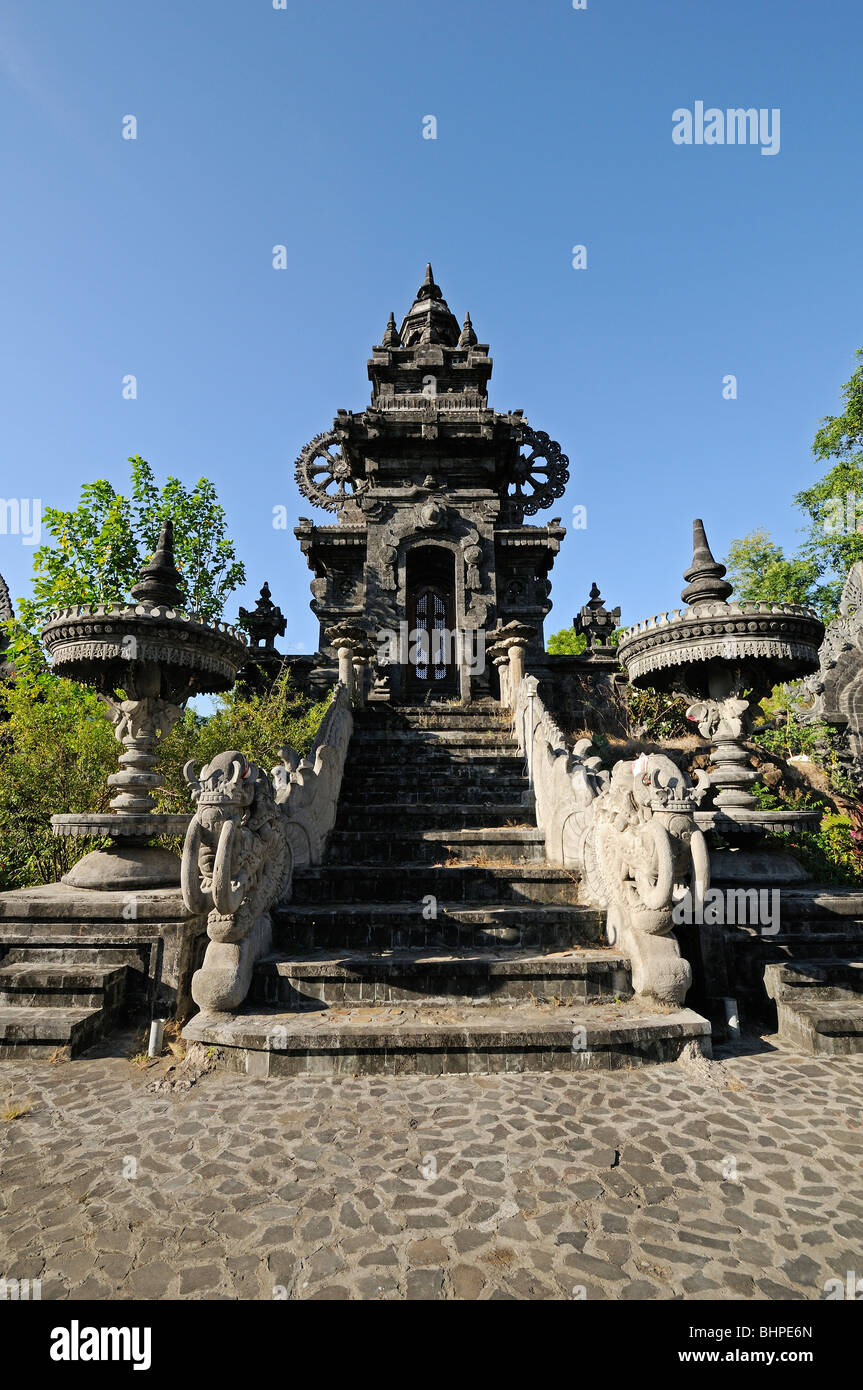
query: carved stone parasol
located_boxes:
[616,519,824,831]
[42,520,248,890]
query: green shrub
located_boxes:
[621,686,692,742]
[0,664,330,890]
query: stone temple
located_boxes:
[1,267,862,1072]
[290,263,568,703]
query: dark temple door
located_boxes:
[406,579,456,694]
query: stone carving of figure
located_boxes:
[378,544,398,591]
[464,543,482,593]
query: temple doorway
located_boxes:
[405,547,457,695]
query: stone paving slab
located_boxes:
[1,1039,862,1301]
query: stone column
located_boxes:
[509,642,526,687]
[326,621,375,703]
[351,637,376,709]
[490,621,536,706]
[337,644,355,697]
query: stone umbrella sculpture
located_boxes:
[616,519,824,830]
[41,520,248,890]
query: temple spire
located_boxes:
[399,263,460,347]
[131,518,186,608]
[681,518,733,606]
[381,312,400,348]
[458,312,477,348]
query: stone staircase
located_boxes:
[718,886,863,1053]
[0,946,132,1059]
[0,886,202,1061]
[185,702,710,1075]
[764,957,863,1055]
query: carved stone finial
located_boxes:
[574,581,621,650]
[131,518,186,608]
[381,312,400,348]
[399,263,460,347]
[239,581,287,649]
[680,518,733,606]
[458,312,477,348]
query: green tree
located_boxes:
[156,668,331,816]
[0,665,118,889]
[546,627,587,655]
[723,529,827,610]
[546,626,624,655]
[24,455,245,628]
[723,351,863,621]
[794,348,863,617]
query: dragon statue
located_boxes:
[511,678,710,1004]
[582,753,710,1004]
[182,752,291,1012]
[181,684,353,1012]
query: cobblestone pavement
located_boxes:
[1,1040,862,1301]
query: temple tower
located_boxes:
[293,265,569,701]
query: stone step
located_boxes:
[765,958,863,997]
[0,961,127,1010]
[774,999,863,1055]
[1,945,142,966]
[340,754,525,778]
[251,947,631,1007]
[0,1005,104,1059]
[272,902,603,952]
[183,1000,711,1077]
[325,827,547,866]
[350,730,519,750]
[289,864,583,907]
[338,780,530,806]
[356,705,508,729]
[335,803,534,832]
[764,957,863,1055]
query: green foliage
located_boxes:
[25,455,245,627]
[0,668,118,889]
[747,781,862,884]
[546,628,587,655]
[546,626,624,655]
[622,685,692,741]
[723,349,863,621]
[724,530,828,611]
[156,670,331,815]
[0,665,330,891]
[769,820,862,885]
[752,684,857,796]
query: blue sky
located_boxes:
[1,0,861,651]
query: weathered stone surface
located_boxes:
[1,1043,860,1300]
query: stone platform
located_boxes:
[0,884,207,1059]
[183,999,710,1077]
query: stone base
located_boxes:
[0,884,208,1044]
[61,845,182,891]
[183,1001,711,1077]
[687,883,863,1035]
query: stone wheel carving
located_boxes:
[506,427,569,515]
[295,431,367,513]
